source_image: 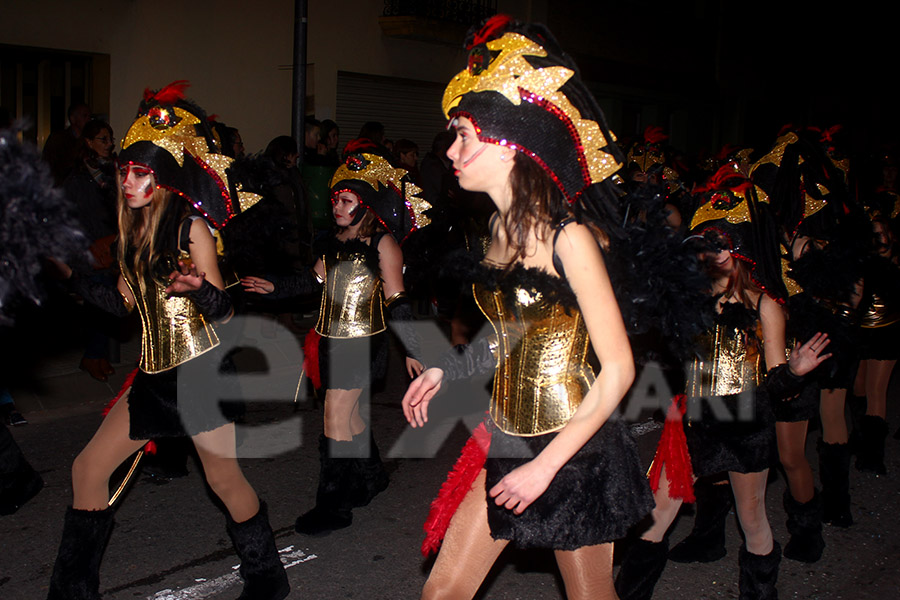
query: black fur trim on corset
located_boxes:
[440,249,579,312]
[716,300,758,335]
[317,235,382,276]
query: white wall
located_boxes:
[2,0,548,152]
[2,0,295,153]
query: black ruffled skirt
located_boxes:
[858,322,900,361]
[773,383,819,423]
[317,332,388,391]
[484,419,654,551]
[128,345,243,439]
[685,390,775,476]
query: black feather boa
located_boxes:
[0,128,88,325]
[439,183,715,365]
[605,183,715,362]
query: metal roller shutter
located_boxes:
[335,71,448,157]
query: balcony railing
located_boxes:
[383,0,497,25]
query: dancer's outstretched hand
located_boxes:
[165,261,205,295]
[789,332,832,377]
[240,276,274,294]
[402,367,443,427]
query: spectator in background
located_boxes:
[358,121,386,147]
[42,102,92,186]
[63,119,121,382]
[393,138,420,183]
[318,119,341,168]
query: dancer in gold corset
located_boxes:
[242,138,429,535]
[46,82,289,600]
[616,166,832,600]
[401,16,655,600]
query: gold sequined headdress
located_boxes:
[329,139,430,243]
[690,164,786,302]
[441,16,622,203]
[119,81,261,229]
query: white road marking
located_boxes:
[148,546,316,599]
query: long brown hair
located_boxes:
[116,177,185,278]
[503,152,570,264]
[711,255,762,308]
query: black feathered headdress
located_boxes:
[329,139,430,244]
[118,81,262,229]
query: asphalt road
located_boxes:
[2,303,899,599]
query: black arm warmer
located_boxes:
[186,280,234,322]
[763,363,807,401]
[435,337,497,382]
[69,273,131,317]
[386,296,421,361]
[266,269,322,300]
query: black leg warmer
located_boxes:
[738,541,781,600]
[294,434,354,536]
[226,501,290,600]
[855,415,888,475]
[615,538,670,600]
[782,489,825,563]
[46,506,115,600]
[668,479,732,563]
[818,440,853,527]
[350,429,389,508]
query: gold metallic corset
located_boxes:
[473,280,594,436]
[688,321,763,398]
[315,250,385,338]
[861,292,900,329]
[122,257,219,374]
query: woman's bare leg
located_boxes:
[729,470,773,555]
[556,543,617,600]
[323,388,364,441]
[72,392,147,510]
[776,420,814,503]
[853,360,867,397]
[865,359,896,418]
[641,465,684,543]
[192,423,259,523]
[820,388,848,444]
[422,470,508,600]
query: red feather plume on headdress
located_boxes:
[343,138,379,155]
[643,125,668,145]
[694,163,752,195]
[715,143,740,161]
[468,13,513,48]
[143,80,190,105]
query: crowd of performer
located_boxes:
[0,13,897,600]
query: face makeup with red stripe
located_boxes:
[332,190,362,227]
[119,164,156,209]
[446,116,514,202]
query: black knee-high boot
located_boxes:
[46,506,115,600]
[668,479,732,563]
[226,501,290,600]
[855,415,888,475]
[295,434,355,535]
[738,541,781,600]
[818,440,853,527]
[615,538,670,600]
[782,489,825,563]
[350,429,388,508]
